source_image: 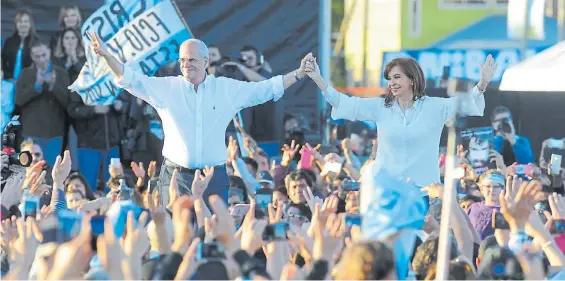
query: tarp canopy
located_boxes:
[499,40,565,92]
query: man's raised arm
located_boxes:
[87,31,124,78]
[282,52,312,90]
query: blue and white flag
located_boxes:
[360,163,428,280]
[69,0,192,105]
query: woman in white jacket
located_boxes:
[305,55,496,188]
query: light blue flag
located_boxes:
[360,162,428,280]
[69,0,191,105]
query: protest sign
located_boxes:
[69,0,192,105]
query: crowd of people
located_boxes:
[2,4,565,281]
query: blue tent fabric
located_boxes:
[330,117,377,130]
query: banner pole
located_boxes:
[171,0,195,38]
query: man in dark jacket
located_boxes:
[15,39,71,166]
[68,91,124,192]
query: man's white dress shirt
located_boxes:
[324,86,485,187]
[115,66,284,168]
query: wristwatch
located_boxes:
[294,70,303,81]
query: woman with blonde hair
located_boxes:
[50,5,82,50]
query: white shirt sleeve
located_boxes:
[223,75,285,112]
[442,86,485,121]
[113,66,172,108]
[323,85,384,122]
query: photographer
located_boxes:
[218,45,275,141]
[221,45,272,82]
[490,106,534,166]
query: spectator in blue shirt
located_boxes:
[490,106,534,165]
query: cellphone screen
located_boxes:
[196,242,226,261]
[91,216,106,236]
[551,154,563,175]
[263,222,289,241]
[493,212,509,229]
[148,179,159,193]
[24,199,38,219]
[300,149,313,169]
[344,214,362,227]
[343,181,360,192]
[255,194,272,210]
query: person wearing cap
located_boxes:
[466,170,505,239]
[257,170,274,189]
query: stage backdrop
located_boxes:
[1,0,319,142]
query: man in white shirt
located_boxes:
[87,32,311,204]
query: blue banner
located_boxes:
[380,47,547,87]
[69,0,191,105]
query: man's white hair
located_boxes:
[183,38,209,58]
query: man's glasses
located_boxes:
[178,57,197,64]
[481,184,504,190]
[285,213,305,220]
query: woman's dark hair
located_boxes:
[229,175,248,203]
[382,57,426,108]
[54,27,85,58]
[284,170,314,189]
[299,169,317,186]
[64,172,96,200]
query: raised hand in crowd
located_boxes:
[131,161,146,187]
[191,167,214,199]
[302,186,323,214]
[47,215,94,280]
[489,149,506,172]
[0,171,26,209]
[167,168,180,209]
[108,159,123,179]
[281,139,300,167]
[304,142,324,167]
[147,160,158,179]
[227,136,239,163]
[4,217,42,280]
[500,176,543,231]
[52,150,72,183]
[242,134,259,157]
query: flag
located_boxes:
[360,163,428,280]
[69,0,191,105]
